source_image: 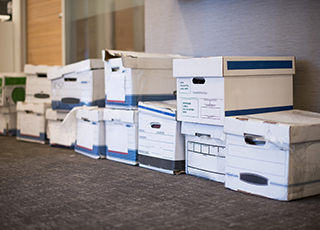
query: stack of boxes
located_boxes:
[47,59,105,155]
[0,72,26,136]
[102,50,181,166]
[3,51,320,202]
[16,65,56,144]
[173,56,295,183]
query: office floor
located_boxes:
[1,136,320,230]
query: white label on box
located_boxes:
[77,121,94,150]
[178,78,191,94]
[201,106,220,119]
[181,98,198,117]
[106,73,126,102]
[106,122,128,153]
[21,114,40,137]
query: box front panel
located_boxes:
[185,135,226,182]
[225,133,290,200]
[139,113,179,160]
[48,120,75,147]
[25,76,51,103]
[138,112,184,171]
[75,119,106,159]
[176,77,225,125]
[17,112,46,143]
[76,119,94,150]
[106,121,138,163]
[2,85,26,107]
[51,71,104,110]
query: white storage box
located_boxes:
[75,108,106,159]
[46,108,76,148]
[102,50,182,108]
[24,64,59,103]
[16,101,51,144]
[0,72,26,106]
[0,105,17,136]
[47,59,105,111]
[104,108,138,165]
[173,56,295,125]
[182,122,226,182]
[224,110,320,201]
[138,100,185,174]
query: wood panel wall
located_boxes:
[27,0,62,65]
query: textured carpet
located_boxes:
[0,136,320,230]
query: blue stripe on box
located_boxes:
[227,60,293,70]
[0,129,17,136]
[226,173,239,178]
[106,94,176,107]
[107,149,138,163]
[138,105,175,118]
[270,179,320,188]
[17,130,47,141]
[225,105,293,117]
[52,98,105,111]
[75,142,107,159]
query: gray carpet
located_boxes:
[1,136,320,230]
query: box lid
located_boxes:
[181,121,225,141]
[16,101,51,114]
[103,108,138,123]
[224,110,320,144]
[0,72,26,78]
[24,64,60,75]
[173,56,295,77]
[0,73,26,87]
[47,59,104,80]
[138,100,177,120]
[76,107,104,122]
[103,49,183,70]
[45,108,68,121]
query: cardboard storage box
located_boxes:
[173,56,295,126]
[0,105,17,136]
[47,59,105,111]
[182,121,226,182]
[24,64,59,103]
[138,100,185,174]
[75,107,106,159]
[224,110,320,201]
[0,72,26,106]
[104,108,138,165]
[16,101,51,144]
[46,108,76,148]
[102,50,182,108]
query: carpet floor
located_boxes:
[0,136,320,230]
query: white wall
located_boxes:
[145,0,320,113]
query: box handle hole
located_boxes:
[151,122,161,129]
[244,134,266,146]
[192,77,205,84]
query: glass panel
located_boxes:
[64,0,144,64]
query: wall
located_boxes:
[0,22,14,72]
[145,0,320,113]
